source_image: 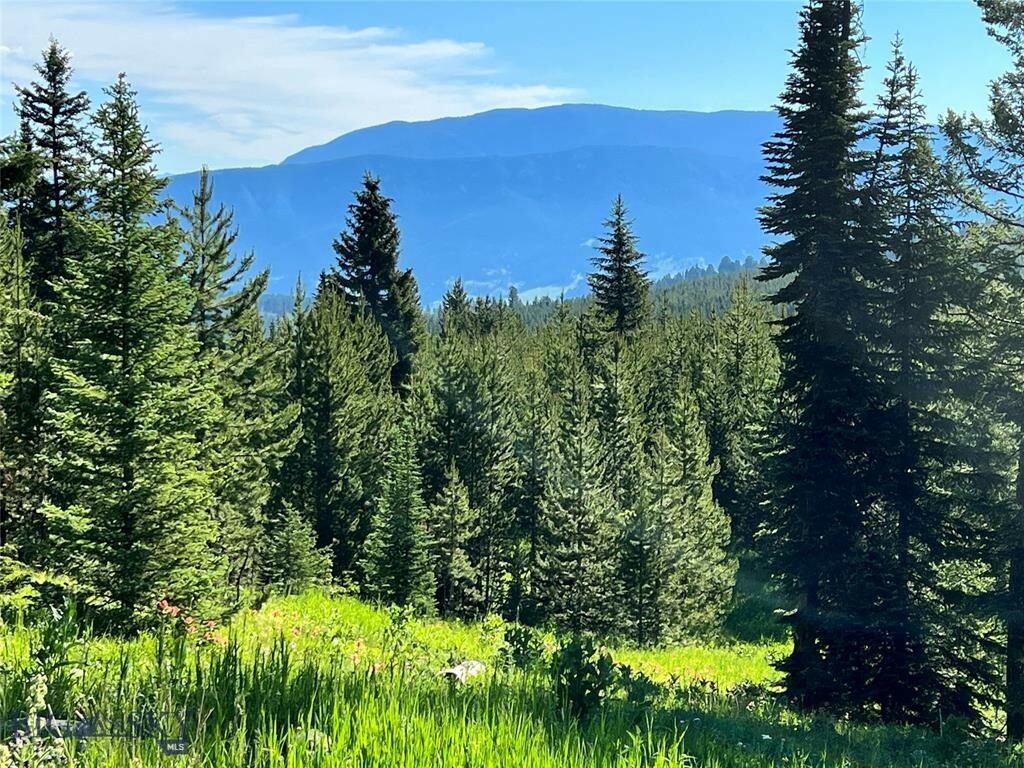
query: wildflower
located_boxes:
[156,599,181,617]
[205,619,217,630]
[761,734,772,741]
[291,626,302,637]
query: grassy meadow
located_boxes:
[0,592,1018,768]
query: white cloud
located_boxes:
[0,2,572,172]
[519,272,587,302]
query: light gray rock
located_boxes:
[439,660,486,683]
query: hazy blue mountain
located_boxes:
[284,104,780,165]
[166,105,777,301]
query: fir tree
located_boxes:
[440,279,472,338]
[13,39,91,302]
[588,195,649,335]
[0,213,47,558]
[661,384,736,636]
[178,169,280,600]
[944,0,1024,740]
[758,0,893,713]
[362,417,435,613]
[260,502,331,594]
[430,462,478,617]
[706,279,779,552]
[538,340,616,634]
[269,284,396,582]
[325,173,425,391]
[508,343,555,625]
[864,39,996,724]
[0,121,42,218]
[179,167,269,356]
[43,76,221,628]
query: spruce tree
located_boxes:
[178,169,280,600]
[661,384,736,636]
[508,343,555,625]
[440,279,472,338]
[430,462,478,617]
[944,0,1024,740]
[12,39,91,302]
[179,167,269,355]
[588,196,649,335]
[707,279,779,553]
[362,417,435,613]
[861,39,998,724]
[421,327,518,614]
[324,173,425,391]
[0,121,42,218]
[44,76,221,629]
[260,502,331,594]
[759,0,893,712]
[538,335,616,634]
[269,284,396,582]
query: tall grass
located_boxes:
[0,592,1019,767]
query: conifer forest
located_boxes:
[0,1,1023,766]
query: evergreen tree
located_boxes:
[592,339,646,515]
[12,39,91,302]
[440,278,472,338]
[508,342,555,625]
[944,0,1024,740]
[862,39,998,724]
[0,121,42,218]
[0,216,46,564]
[588,196,649,335]
[43,76,221,628]
[706,279,779,553]
[362,417,435,613]
[538,340,616,634]
[430,462,478,617]
[179,167,269,356]
[661,384,736,636]
[421,327,518,614]
[758,0,893,713]
[324,173,425,391]
[178,169,281,600]
[269,284,396,582]
[260,502,331,594]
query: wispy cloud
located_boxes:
[519,272,587,302]
[0,2,572,172]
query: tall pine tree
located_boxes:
[12,39,91,302]
[588,196,649,335]
[759,0,894,713]
[44,76,221,628]
[362,417,435,613]
[324,173,425,391]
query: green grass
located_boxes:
[0,592,1019,767]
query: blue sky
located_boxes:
[0,1,1010,173]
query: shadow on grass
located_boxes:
[723,561,790,644]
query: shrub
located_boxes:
[550,635,617,720]
[499,624,546,671]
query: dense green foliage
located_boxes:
[0,0,1023,759]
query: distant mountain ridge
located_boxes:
[166,104,779,301]
[283,104,780,164]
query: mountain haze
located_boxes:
[166,105,779,301]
